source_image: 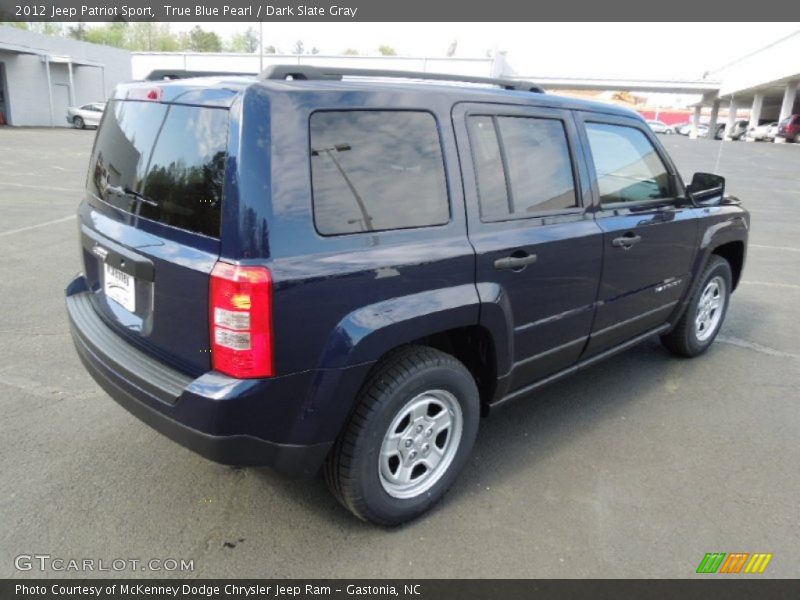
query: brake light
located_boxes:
[210,262,274,378]
[128,87,163,101]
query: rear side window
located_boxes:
[88,100,228,238]
[467,115,577,221]
[585,122,671,204]
[310,110,449,235]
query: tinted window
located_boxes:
[585,123,671,204]
[467,116,508,220]
[88,100,228,238]
[467,115,577,221]
[310,111,449,235]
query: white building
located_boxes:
[700,31,800,139]
[0,25,131,127]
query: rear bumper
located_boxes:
[66,275,332,477]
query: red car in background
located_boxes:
[777,114,800,142]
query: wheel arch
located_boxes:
[711,240,745,290]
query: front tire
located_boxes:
[661,256,732,358]
[73,116,85,129]
[325,346,480,525]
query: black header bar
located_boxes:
[1,0,800,22]
[2,579,800,600]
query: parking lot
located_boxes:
[0,127,798,579]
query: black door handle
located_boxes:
[612,234,642,249]
[494,253,538,271]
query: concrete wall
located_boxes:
[715,31,800,97]
[0,25,131,126]
[0,51,49,126]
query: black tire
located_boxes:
[794,133,800,144]
[325,345,480,526]
[660,256,732,358]
[73,116,85,129]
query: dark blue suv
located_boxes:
[67,66,749,525]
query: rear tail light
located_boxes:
[210,262,274,378]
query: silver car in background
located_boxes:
[747,121,778,141]
[66,103,106,129]
[646,119,674,134]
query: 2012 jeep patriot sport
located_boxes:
[66,66,749,525]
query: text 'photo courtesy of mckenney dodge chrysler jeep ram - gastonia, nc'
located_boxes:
[66,65,749,525]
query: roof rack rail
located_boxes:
[259,65,544,93]
[144,69,255,81]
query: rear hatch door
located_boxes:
[79,95,231,376]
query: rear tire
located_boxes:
[660,256,732,358]
[325,346,480,525]
[73,116,85,129]
[794,133,800,144]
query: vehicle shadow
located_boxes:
[248,337,685,529]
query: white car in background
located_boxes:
[747,121,778,141]
[66,102,106,129]
[646,120,674,134]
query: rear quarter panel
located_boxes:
[234,86,479,377]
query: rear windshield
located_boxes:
[88,100,228,238]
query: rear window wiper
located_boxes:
[105,184,160,208]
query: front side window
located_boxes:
[310,110,449,235]
[467,115,577,221]
[585,122,672,204]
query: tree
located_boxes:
[28,22,64,36]
[378,45,397,56]
[264,45,278,54]
[292,40,305,55]
[342,48,359,55]
[0,22,29,30]
[128,23,180,51]
[68,22,88,41]
[184,26,222,52]
[446,40,458,57]
[84,22,128,49]
[311,47,320,55]
[225,27,259,53]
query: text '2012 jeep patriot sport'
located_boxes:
[66,66,749,525]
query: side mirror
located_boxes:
[686,172,725,205]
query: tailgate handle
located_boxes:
[80,225,155,282]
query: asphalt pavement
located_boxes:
[0,127,798,578]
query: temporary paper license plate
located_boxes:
[104,263,136,312]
